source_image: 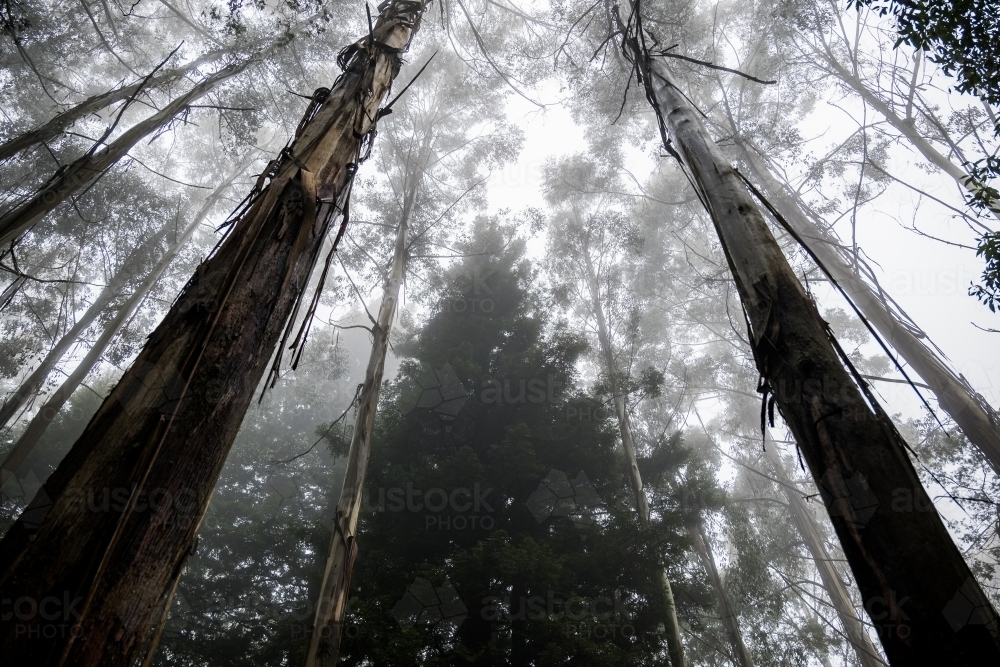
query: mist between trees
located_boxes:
[0,0,997,666]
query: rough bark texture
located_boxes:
[735,143,1000,476]
[0,56,253,247]
[640,49,999,663]
[687,518,755,667]
[305,144,417,667]
[583,249,688,667]
[0,169,242,477]
[0,2,419,662]
[761,434,885,667]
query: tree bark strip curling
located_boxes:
[614,1,1000,663]
[0,2,424,664]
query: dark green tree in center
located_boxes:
[338,219,703,665]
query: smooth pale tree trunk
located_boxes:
[306,171,417,667]
[582,249,688,667]
[736,142,1000,476]
[0,50,224,164]
[0,51,262,247]
[816,49,1000,221]
[0,10,325,164]
[617,2,1000,662]
[687,517,755,667]
[0,166,244,477]
[0,2,424,664]
[762,433,884,667]
[0,218,181,433]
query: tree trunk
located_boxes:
[582,248,688,667]
[0,50,222,164]
[0,165,245,477]
[736,142,1000,476]
[0,227,170,434]
[305,155,419,667]
[762,433,885,667]
[816,48,1000,221]
[0,2,423,664]
[616,3,1000,662]
[687,517,755,667]
[0,53,258,247]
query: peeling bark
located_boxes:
[305,128,420,667]
[0,165,245,477]
[614,1,1000,661]
[737,143,1000,476]
[0,2,421,663]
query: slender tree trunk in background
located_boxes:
[0,10,326,165]
[736,143,1000,476]
[306,166,418,667]
[762,433,885,667]
[0,50,224,164]
[0,228,171,433]
[582,249,688,667]
[0,166,245,478]
[0,244,61,311]
[0,53,258,247]
[817,50,1000,221]
[0,2,423,663]
[687,517,755,667]
[616,2,1000,662]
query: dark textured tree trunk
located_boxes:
[0,166,244,477]
[761,433,885,667]
[0,2,422,664]
[306,138,420,667]
[582,248,688,667]
[737,142,1000,476]
[0,54,258,247]
[615,2,1000,663]
[687,517,755,667]
[0,226,173,434]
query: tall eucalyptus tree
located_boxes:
[0,2,431,664]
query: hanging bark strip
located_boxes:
[0,160,249,478]
[761,432,884,667]
[611,1,1000,663]
[0,2,423,664]
[734,141,1000,476]
[582,244,688,667]
[305,163,418,667]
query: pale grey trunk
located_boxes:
[622,8,999,658]
[817,50,1000,221]
[0,11,324,164]
[582,249,688,667]
[306,178,417,667]
[0,168,242,476]
[0,55,258,246]
[737,144,1000,476]
[0,229,172,433]
[762,436,885,667]
[688,518,755,667]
